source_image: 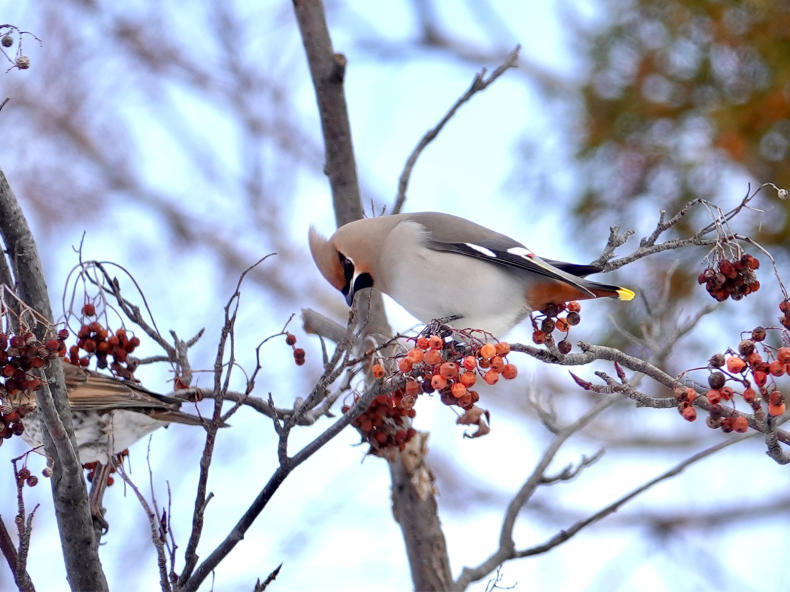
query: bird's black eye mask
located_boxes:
[338,251,373,305]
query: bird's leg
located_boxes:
[88,461,111,534]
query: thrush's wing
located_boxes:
[62,362,212,427]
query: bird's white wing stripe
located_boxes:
[464,243,497,258]
[506,246,533,258]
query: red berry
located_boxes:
[439,362,458,379]
[406,348,424,364]
[82,303,96,317]
[404,380,421,397]
[494,342,511,356]
[398,358,413,374]
[726,356,746,373]
[371,363,385,379]
[423,349,442,366]
[428,335,443,350]
[501,364,517,380]
[732,416,748,433]
[769,360,785,377]
[459,371,477,387]
[680,405,697,422]
[483,369,499,385]
[285,333,297,346]
[431,374,447,391]
[479,343,496,360]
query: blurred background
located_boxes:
[1,1,790,590]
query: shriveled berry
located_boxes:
[459,371,477,387]
[742,387,756,404]
[404,380,421,397]
[709,353,725,368]
[416,337,430,350]
[494,342,510,356]
[732,343,752,362]
[1,34,12,48]
[398,358,413,374]
[541,318,555,333]
[567,301,581,313]
[566,311,581,326]
[769,360,785,377]
[753,370,768,387]
[557,340,571,355]
[451,382,467,399]
[777,347,790,365]
[489,356,505,373]
[732,415,748,433]
[708,372,726,389]
[532,330,546,345]
[680,405,697,422]
[555,318,569,333]
[706,389,722,405]
[371,363,385,379]
[751,326,766,342]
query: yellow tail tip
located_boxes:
[617,287,636,301]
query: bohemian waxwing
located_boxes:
[309,212,634,337]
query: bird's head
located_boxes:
[309,223,375,306]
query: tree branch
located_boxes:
[0,167,108,591]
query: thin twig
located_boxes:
[392,45,520,214]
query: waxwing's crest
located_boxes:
[309,226,345,291]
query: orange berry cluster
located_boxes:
[342,393,417,453]
[0,328,69,445]
[531,301,581,354]
[779,299,790,330]
[285,333,305,366]
[697,254,760,301]
[676,326,788,431]
[16,466,38,488]
[69,304,140,380]
[345,325,518,454]
[83,449,127,487]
